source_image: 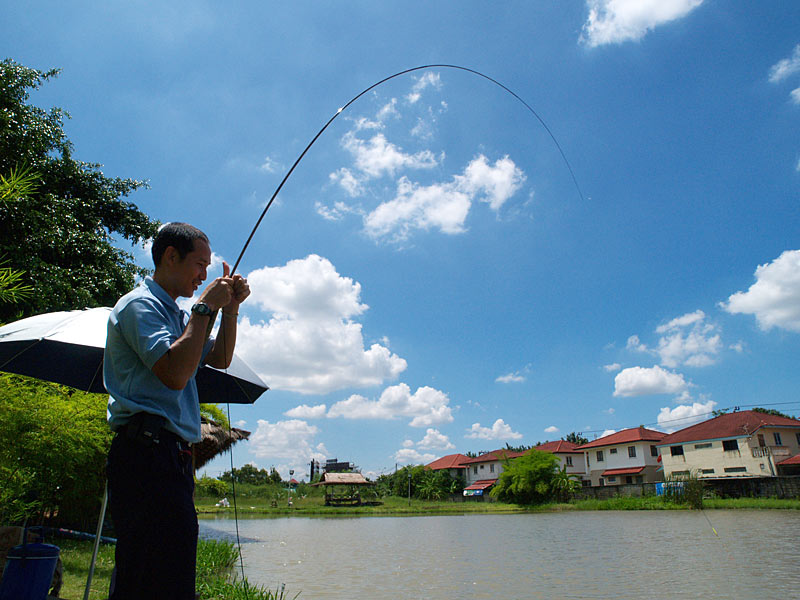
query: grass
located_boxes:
[52,537,293,599]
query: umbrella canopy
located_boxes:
[194,419,250,470]
[0,307,267,404]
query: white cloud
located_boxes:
[406,72,442,104]
[284,404,327,419]
[328,169,364,198]
[496,371,526,383]
[656,400,717,432]
[465,419,523,440]
[653,311,722,368]
[769,45,800,83]
[627,311,722,368]
[613,365,689,397]
[234,419,247,428]
[327,383,454,427]
[342,131,439,179]
[235,255,407,394]
[626,335,647,352]
[249,419,326,475]
[260,156,280,173]
[364,155,525,242]
[603,363,622,372]
[418,428,455,450]
[599,429,617,438]
[603,408,615,415]
[581,0,704,47]
[394,448,437,465]
[544,426,559,434]
[402,439,414,448]
[723,250,800,333]
[791,88,800,105]
[376,99,399,122]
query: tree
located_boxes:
[0,59,158,323]
[220,464,270,486]
[489,449,560,505]
[550,465,581,503]
[0,374,112,528]
[753,407,795,419]
[563,432,589,446]
[269,467,282,484]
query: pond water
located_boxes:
[199,510,800,599]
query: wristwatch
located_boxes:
[191,302,213,317]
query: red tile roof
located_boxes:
[602,467,645,476]
[535,440,582,454]
[464,479,497,490]
[777,453,800,466]
[659,410,800,446]
[578,427,666,449]
[458,449,528,465]
[426,453,470,470]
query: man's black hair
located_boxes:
[152,222,209,267]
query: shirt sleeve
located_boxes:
[116,297,175,370]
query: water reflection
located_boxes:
[200,510,800,599]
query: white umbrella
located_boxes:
[0,307,268,404]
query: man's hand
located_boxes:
[198,262,234,311]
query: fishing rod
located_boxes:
[229,63,585,275]
[215,64,586,581]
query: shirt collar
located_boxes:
[144,276,181,314]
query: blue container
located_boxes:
[0,543,60,600]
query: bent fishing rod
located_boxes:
[228,63,585,275]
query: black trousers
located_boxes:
[107,431,198,600]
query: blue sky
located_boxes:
[4,1,800,480]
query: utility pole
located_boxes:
[407,469,412,506]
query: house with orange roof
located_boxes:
[657,410,800,479]
[459,449,527,497]
[578,427,666,486]
[426,453,470,480]
[534,440,585,479]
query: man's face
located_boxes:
[174,238,212,298]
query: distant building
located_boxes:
[426,453,470,480]
[578,427,666,486]
[535,440,585,479]
[657,410,800,479]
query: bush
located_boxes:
[196,475,230,498]
[663,471,705,509]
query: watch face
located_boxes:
[192,302,212,316]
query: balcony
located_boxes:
[751,446,791,459]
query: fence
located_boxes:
[571,476,800,500]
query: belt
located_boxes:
[117,413,192,450]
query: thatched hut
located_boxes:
[311,472,375,506]
[194,419,250,471]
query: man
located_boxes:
[104,222,250,599]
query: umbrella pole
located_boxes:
[84,482,109,600]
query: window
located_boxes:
[596,450,604,462]
[694,443,712,449]
[651,445,658,457]
[625,476,633,484]
[724,466,747,473]
[490,464,494,473]
[773,432,783,446]
[758,434,766,447]
[628,446,636,458]
[670,445,684,456]
[722,439,738,452]
[608,476,616,482]
[796,432,800,445]
[610,448,617,454]
[566,456,573,467]
[473,466,478,475]
[700,469,715,474]
[671,470,690,478]
[479,464,484,470]
[599,478,605,486]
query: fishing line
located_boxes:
[230,63,585,274]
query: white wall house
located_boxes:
[658,410,800,479]
[578,427,666,486]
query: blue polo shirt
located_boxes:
[104,277,213,443]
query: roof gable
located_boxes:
[660,410,800,446]
[578,427,666,449]
[426,453,470,470]
[459,449,527,465]
[535,440,582,454]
